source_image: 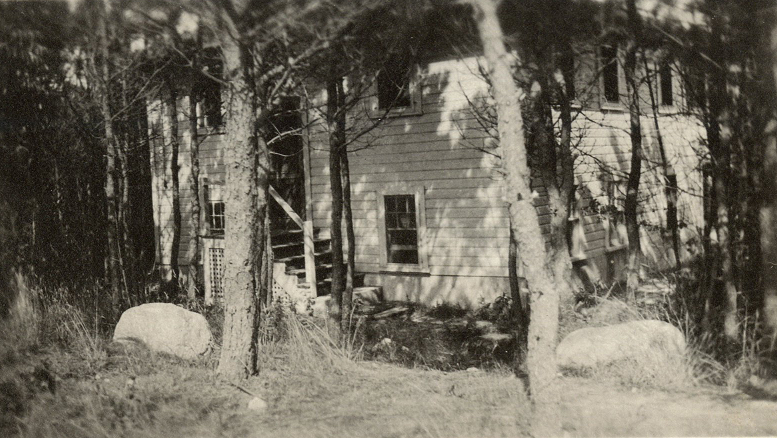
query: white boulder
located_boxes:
[556,320,686,371]
[113,303,212,360]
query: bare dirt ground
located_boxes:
[562,377,777,437]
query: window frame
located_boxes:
[368,62,423,118]
[376,186,429,273]
[195,80,224,130]
[599,44,626,110]
[568,188,588,262]
[201,177,225,237]
[657,60,681,114]
[602,178,628,252]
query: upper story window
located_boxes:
[377,53,413,110]
[370,52,422,117]
[196,80,222,128]
[659,62,673,107]
[601,44,620,104]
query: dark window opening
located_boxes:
[197,81,222,128]
[208,201,225,235]
[601,45,619,103]
[660,62,673,106]
[377,53,413,110]
[385,194,418,264]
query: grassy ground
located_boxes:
[3,277,777,438]
[8,339,777,438]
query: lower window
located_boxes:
[384,194,419,264]
[377,187,428,272]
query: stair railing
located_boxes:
[268,185,317,297]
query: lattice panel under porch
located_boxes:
[208,248,224,300]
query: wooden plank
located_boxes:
[269,185,304,229]
[311,148,490,167]
[428,255,506,268]
[310,157,497,177]
[312,177,501,195]
[311,168,497,186]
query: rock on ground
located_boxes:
[556,320,686,371]
[113,303,212,360]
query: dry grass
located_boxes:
[3,297,532,438]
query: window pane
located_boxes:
[377,53,412,110]
[660,63,673,106]
[602,45,619,103]
[384,194,419,265]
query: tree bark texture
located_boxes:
[554,40,578,304]
[707,12,739,345]
[216,26,266,381]
[98,0,121,318]
[327,77,346,330]
[341,145,355,334]
[531,64,574,308]
[163,81,182,293]
[624,0,643,303]
[761,24,777,352]
[470,0,560,435]
[644,58,680,270]
[186,82,201,301]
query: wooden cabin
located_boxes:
[148,43,706,308]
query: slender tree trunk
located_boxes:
[470,1,560,435]
[119,74,135,306]
[327,76,345,331]
[163,82,182,293]
[555,39,577,302]
[340,143,355,334]
[186,71,201,301]
[216,27,266,380]
[702,162,717,333]
[624,0,643,303]
[644,58,681,270]
[761,25,777,352]
[532,64,574,308]
[98,0,120,317]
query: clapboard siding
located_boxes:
[309,57,509,282]
[149,52,705,306]
[149,94,228,269]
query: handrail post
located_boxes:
[303,219,317,296]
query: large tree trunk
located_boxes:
[98,0,121,318]
[186,77,201,301]
[216,29,266,381]
[163,82,182,294]
[707,12,738,345]
[761,25,777,352]
[340,145,355,334]
[327,76,346,331]
[470,0,560,435]
[624,0,643,303]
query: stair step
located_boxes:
[286,263,336,276]
[274,252,330,264]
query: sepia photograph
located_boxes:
[1,0,776,436]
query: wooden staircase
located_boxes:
[270,227,364,297]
